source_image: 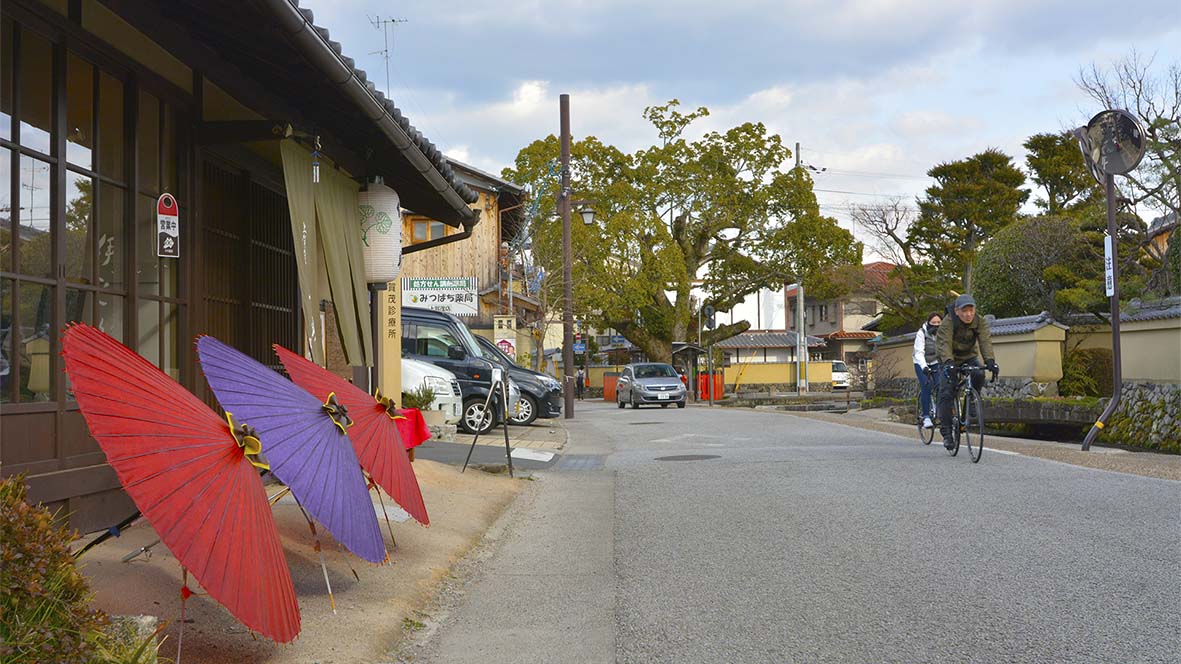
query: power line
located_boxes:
[812,187,914,198]
[816,168,931,181]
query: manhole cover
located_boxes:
[654,454,720,462]
[629,421,664,426]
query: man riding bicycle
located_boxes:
[935,294,999,450]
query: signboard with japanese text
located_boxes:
[1104,235,1115,296]
[402,277,479,317]
[156,193,179,258]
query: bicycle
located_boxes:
[946,363,993,463]
[916,366,939,445]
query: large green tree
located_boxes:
[1023,132,1101,216]
[911,149,1028,293]
[503,101,861,362]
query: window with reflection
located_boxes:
[0,17,188,404]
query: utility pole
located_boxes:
[795,282,806,396]
[369,16,408,94]
[560,94,575,419]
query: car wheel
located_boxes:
[676,400,686,409]
[510,394,539,426]
[460,398,495,435]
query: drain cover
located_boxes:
[654,454,720,462]
[629,421,664,426]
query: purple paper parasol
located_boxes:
[196,336,385,564]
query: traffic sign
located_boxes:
[572,342,586,353]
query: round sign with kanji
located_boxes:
[156,193,180,258]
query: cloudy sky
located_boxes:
[306,0,1180,243]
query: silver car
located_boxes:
[616,362,687,409]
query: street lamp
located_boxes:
[578,204,596,226]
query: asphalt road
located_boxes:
[401,401,1181,664]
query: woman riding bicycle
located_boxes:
[935,294,999,450]
[913,312,942,430]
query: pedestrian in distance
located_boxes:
[935,294,999,450]
[913,312,942,429]
[575,367,585,400]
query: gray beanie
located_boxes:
[954,294,976,310]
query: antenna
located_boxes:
[368,15,409,95]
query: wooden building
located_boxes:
[0,0,478,531]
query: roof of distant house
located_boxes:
[821,330,879,341]
[1148,212,1178,238]
[715,331,826,349]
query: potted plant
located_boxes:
[401,385,444,427]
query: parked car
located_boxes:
[401,307,519,434]
[616,362,687,409]
[474,335,562,426]
[832,360,850,390]
[401,358,462,424]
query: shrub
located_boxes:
[1059,348,1113,397]
[0,476,106,664]
[401,384,436,410]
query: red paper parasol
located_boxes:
[60,324,300,643]
[274,345,429,526]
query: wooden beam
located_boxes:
[198,120,290,145]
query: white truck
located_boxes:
[402,358,463,424]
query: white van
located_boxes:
[402,358,463,424]
[832,360,850,390]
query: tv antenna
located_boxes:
[369,16,408,95]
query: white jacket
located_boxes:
[913,327,930,367]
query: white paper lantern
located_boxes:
[358,182,403,283]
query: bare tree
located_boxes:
[1077,52,1181,295]
[1077,51,1181,217]
[850,200,957,332]
[850,198,918,268]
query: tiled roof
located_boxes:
[862,261,897,290]
[1121,297,1181,323]
[715,331,826,349]
[281,1,478,205]
[822,331,879,340]
[1148,212,1178,237]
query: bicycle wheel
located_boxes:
[963,387,985,463]
[917,395,934,445]
[947,389,961,457]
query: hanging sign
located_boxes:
[1104,235,1115,297]
[402,277,479,317]
[156,193,180,258]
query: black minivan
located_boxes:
[401,307,510,434]
[474,335,562,426]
